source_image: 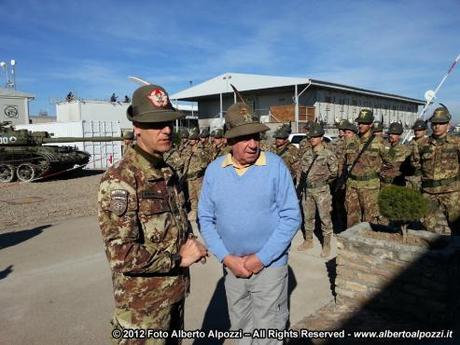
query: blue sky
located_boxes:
[1,0,459,121]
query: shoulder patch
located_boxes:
[109,189,129,216]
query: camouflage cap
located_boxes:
[412,119,427,130]
[430,106,451,124]
[224,102,269,139]
[274,125,290,139]
[180,128,189,139]
[189,127,200,140]
[373,121,384,132]
[127,85,183,123]
[355,109,374,124]
[199,128,210,138]
[211,128,224,138]
[387,122,403,135]
[306,123,325,138]
[122,130,134,140]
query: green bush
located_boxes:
[378,185,429,223]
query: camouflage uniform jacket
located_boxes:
[332,137,346,176]
[260,139,271,152]
[271,142,299,179]
[167,141,191,171]
[300,144,338,189]
[210,143,229,161]
[380,142,411,184]
[411,134,460,193]
[98,145,191,313]
[408,136,429,175]
[181,143,209,180]
[343,134,389,188]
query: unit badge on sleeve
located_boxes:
[109,190,128,216]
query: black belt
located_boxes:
[422,176,459,188]
[349,172,379,181]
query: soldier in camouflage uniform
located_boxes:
[199,128,213,157]
[98,84,207,345]
[164,129,189,173]
[210,128,230,160]
[342,109,391,228]
[406,119,428,190]
[331,120,358,231]
[380,122,411,188]
[372,121,384,137]
[259,131,271,151]
[122,130,134,156]
[297,123,338,257]
[411,107,460,235]
[271,124,299,180]
[181,128,210,221]
[298,121,314,157]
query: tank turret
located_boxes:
[0,122,123,183]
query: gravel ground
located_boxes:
[0,170,103,232]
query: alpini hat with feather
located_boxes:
[355,109,374,124]
[224,84,269,139]
[430,106,451,124]
[127,84,183,123]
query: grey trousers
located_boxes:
[224,265,289,345]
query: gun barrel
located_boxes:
[43,136,123,143]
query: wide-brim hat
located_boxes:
[429,107,451,124]
[355,109,374,124]
[224,102,269,139]
[127,84,183,123]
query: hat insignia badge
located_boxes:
[147,89,169,108]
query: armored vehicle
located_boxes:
[0,121,122,182]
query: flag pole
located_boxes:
[402,53,460,143]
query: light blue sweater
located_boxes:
[198,152,301,267]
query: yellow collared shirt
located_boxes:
[221,151,266,176]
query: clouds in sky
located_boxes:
[1,0,459,120]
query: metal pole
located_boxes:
[219,93,223,119]
[294,84,299,132]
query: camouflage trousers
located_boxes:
[422,191,460,236]
[302,185,333,240]
[331,182,346,232]
[111,300,184,345]
[187,177,203,213]
[345,184,380,228]
[405,175,422,191]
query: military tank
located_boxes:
[0,121,122,183]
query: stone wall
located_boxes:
[336,223,460,328]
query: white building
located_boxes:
[171,73,425,132]
[56,99,198,130]
[0,87,34,125]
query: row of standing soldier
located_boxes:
[267,107,459,259]
[124,107,459,258]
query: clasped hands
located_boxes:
[223,254,264,278]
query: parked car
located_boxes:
[288,133,335,148]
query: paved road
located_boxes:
[0,216,335,345]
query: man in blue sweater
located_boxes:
[198,102,301,345]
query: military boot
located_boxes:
[297,238,313,251]
[320,234,332,258]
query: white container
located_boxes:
[16,120,122,170]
